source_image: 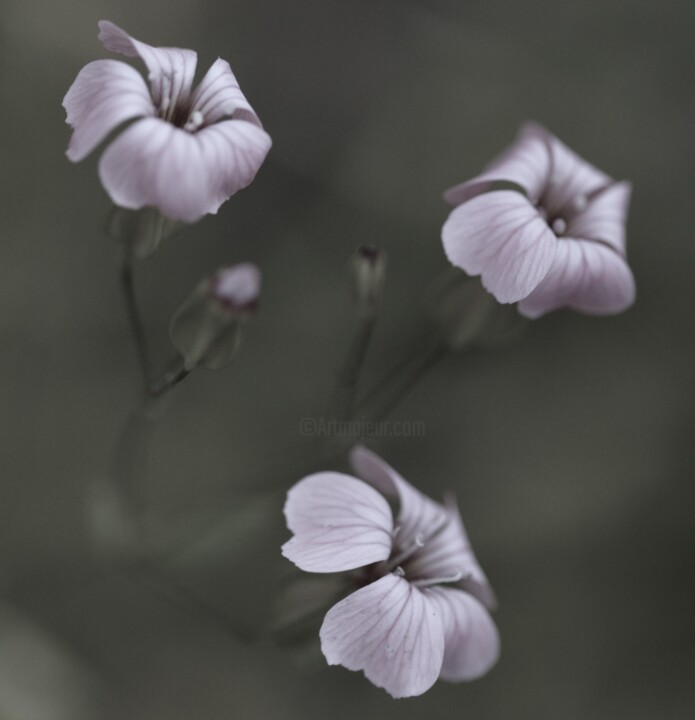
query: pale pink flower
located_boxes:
[281,446,499,698]
[442,123,635,318]
[63,21,271,223]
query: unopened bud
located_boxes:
[352,245,386,317]
[210,263,260,312]
[169,263,261,370]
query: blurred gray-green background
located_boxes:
[1,0,694,718]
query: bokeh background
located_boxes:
[1,0,694,718]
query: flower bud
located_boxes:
[429,271,527,350]
[169,263,261,370]
[351,245,386,317]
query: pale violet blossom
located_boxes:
[63,21,271,223]
[281,446,499,698]
[442,123,635,318]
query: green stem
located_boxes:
[359,340,449,421]
[120,248,152,390]
[332,315,377,421]
[148,358,191,398]
[123,560,256,644]
[110,402,155,546]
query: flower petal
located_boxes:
[350,446,448,558]
[320,574,445,698]
[517,238,636,318]
[63,59,155,162]
[442,190,557,303]
[425,587,500,681]
[98,116,272,222]
[189,58,263,127]
[407,498,497,611]
[98,20,197,112]
[281,472,393,573]
[190,120,272,212]
[538,125,612,218]
[566,181,631,256]
[350,448,496,608]
[443,122,551,206]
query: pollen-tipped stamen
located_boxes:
[552,217,567,235]
[159,70,180,123]
[386,532,425,571]
[572,194,588,212]
[184,110,204,132]
[385,513,450,573]
[412,570,463,588]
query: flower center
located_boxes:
[183,110,204,132]
[351,516,464,592]
[378,515,462,588]
[536,203,568,237]
[537,192,589,238]
[551,217,567,236]
[155,70,198,129]
[386,531,426,571]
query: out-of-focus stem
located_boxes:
[120,248,152,390]
[359,340,449,421]
[148,359,191,399]
[123,559,257,644]
[110,402,155,547]
[332,315,377,421]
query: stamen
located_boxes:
[162,73,172,113]
[393,566,405,577]
[551,217,567,236]
[412,570,463,588]
[573,194,588,212]
[158,71,179,122]
[184,110,204,132]
[386,532,425,571]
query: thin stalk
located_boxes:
[148,359,191,399]
[123,560,257,644]
[359,341,449,422]
[110,402,155,546]
[120,248,152,390]
[332,315,377,421]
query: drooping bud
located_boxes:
[429,271,527,350]
[169,263,261,370]
[105,205,182,258]
[351,245,386,318]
